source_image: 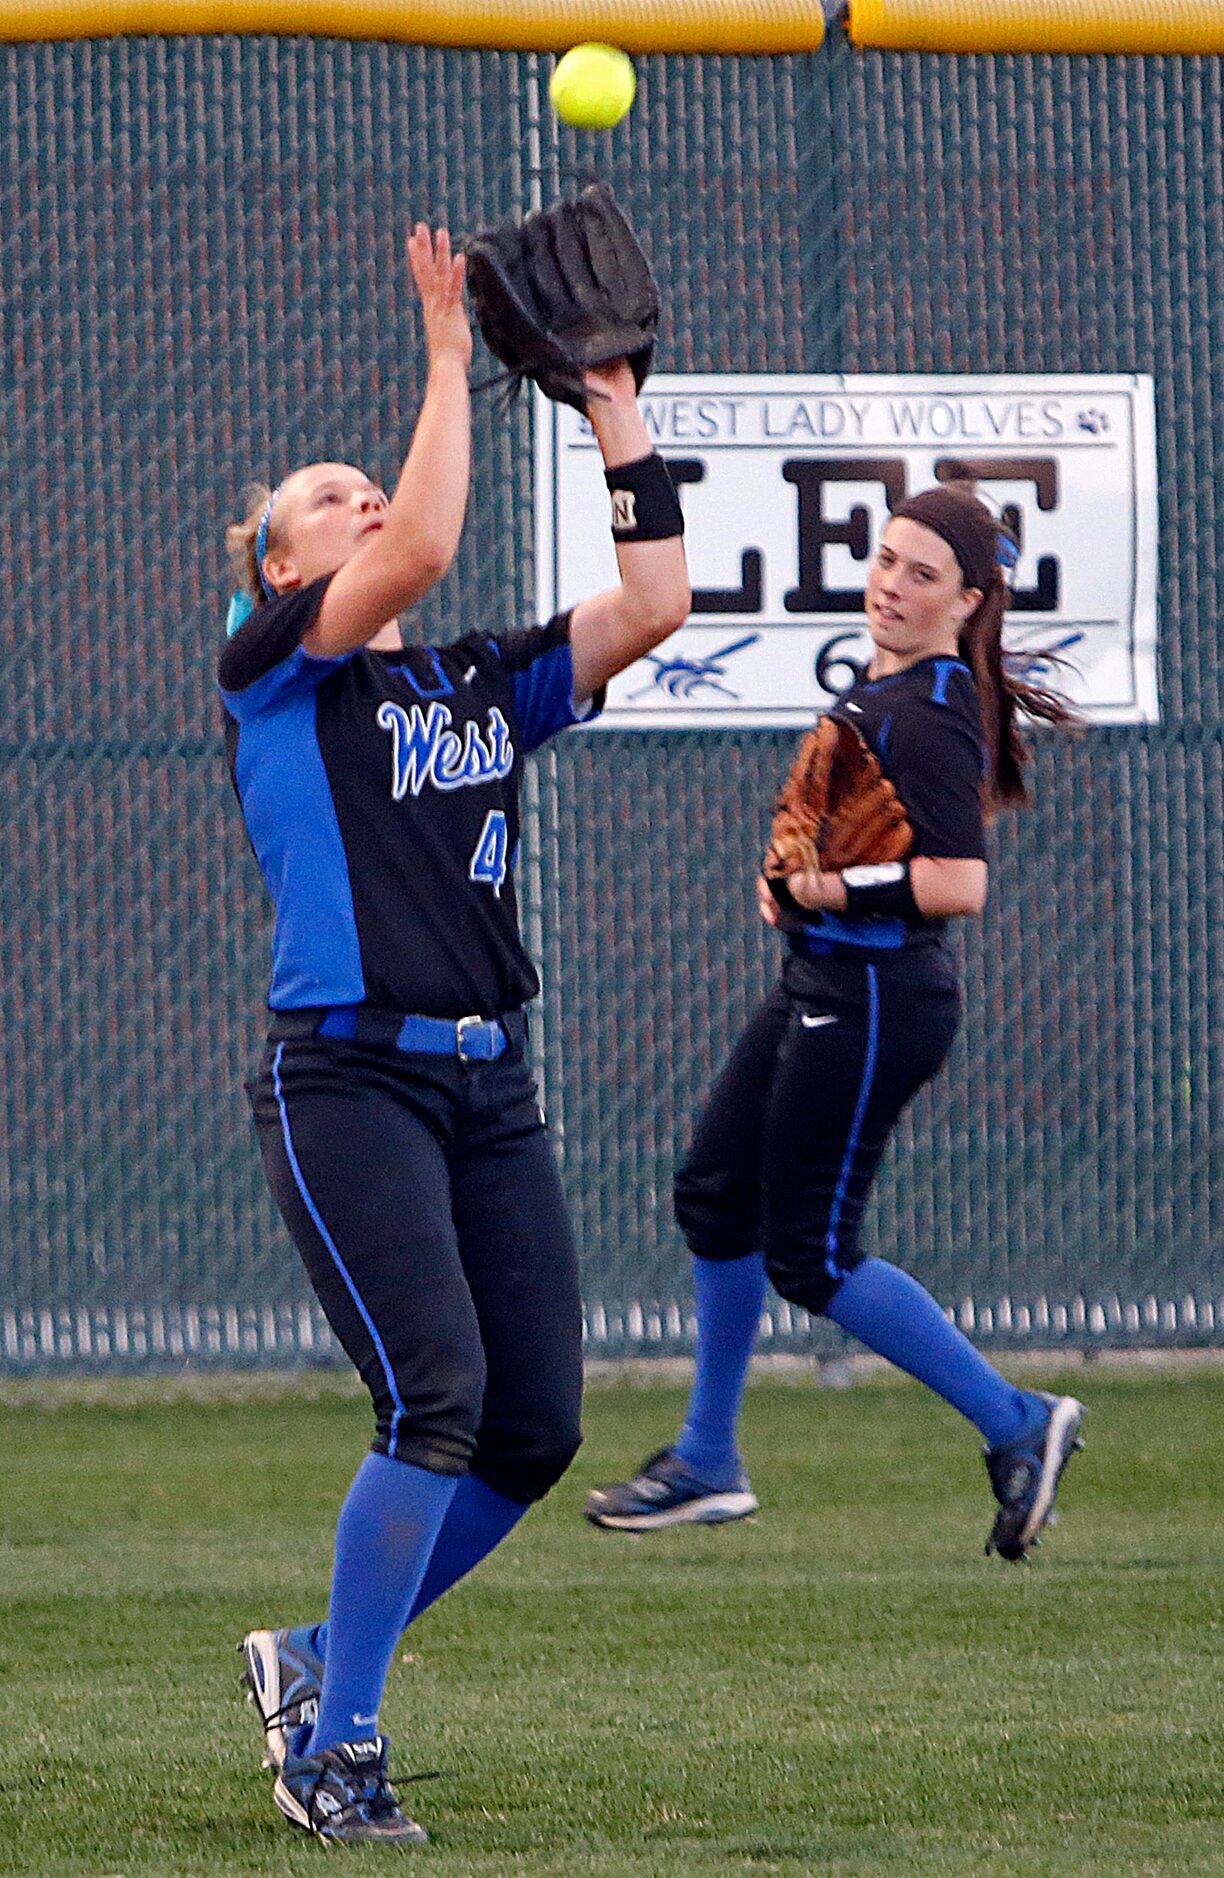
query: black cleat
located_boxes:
[985,1393,1086,1561]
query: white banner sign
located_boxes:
[535,373,1160,727]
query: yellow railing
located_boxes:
[0,0,824,48]
[0,0,1221,55]
[850,0,1224,55]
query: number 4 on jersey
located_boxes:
[469,809,509,897]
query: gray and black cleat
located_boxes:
[274,1734,430,1844]
[585,1447,758,1532]
[985,1393,1086,1561]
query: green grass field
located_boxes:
[1,1366,1221,1878]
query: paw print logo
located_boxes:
[1076,408,1110,436]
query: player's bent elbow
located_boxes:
[390,525,460,594]
[311,556,455,655]
[406,543,457,596]
[667,579,693,629]
[947,890,987,919]
[637,577,692,643]
[959,862,990,917]
[602,588,690,672]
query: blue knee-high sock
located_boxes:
[306,1477,528,1667]
[673,1252,768,1488]
[402,1475,528,1626]
[824,1258,1043,1448]
[306,1452,457,1756]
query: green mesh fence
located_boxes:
[0,39,1221,1371]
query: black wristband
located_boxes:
[766,875,805,917]
[605,453,685,542]
[841,861,922,922]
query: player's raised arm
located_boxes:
[567,360,691,702]
[464,181,690,701]
[253,225,471,659]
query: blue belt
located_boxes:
[270,1005,515,1062]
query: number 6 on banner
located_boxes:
[469,810,509,897]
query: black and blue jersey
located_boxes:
[793,653,988,957]
[218,574,597,1016]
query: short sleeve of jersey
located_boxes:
[217,574,354,718]
[883,668,987,860]
[486,610,603,754]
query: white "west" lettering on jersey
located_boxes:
[376,701,514,800]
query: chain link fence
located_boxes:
[0,38,1220,1369]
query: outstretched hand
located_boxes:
[408,224,472,370]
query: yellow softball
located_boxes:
[549,43,636,131]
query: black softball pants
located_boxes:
[674,946,961,1316]
[249,1024,583,1504]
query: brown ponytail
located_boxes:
[957,580,1078,810]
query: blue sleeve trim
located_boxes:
[512,641,594,752]
[486,613,572,673]
[931,657,969,706]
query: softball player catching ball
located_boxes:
[587,483,1086,1560]
[219,223,689,1844]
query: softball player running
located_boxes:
[220,224,689,1844]
[586,483,1086,1559]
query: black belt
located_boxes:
[268,1005,525,1063]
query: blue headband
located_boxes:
[255,486,281,599]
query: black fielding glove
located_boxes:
[464,182,660,412]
